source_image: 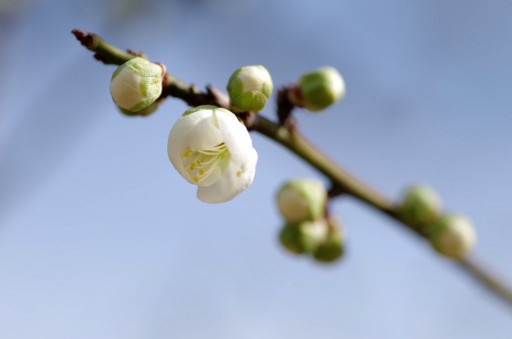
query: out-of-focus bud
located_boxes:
[110,57,164,112]
[227,65,273,112]
[429,214,476,259]
[400,184,442,227]
[313,218,344,263]
[297,67,345,112]
[276,179,327,222]
[279,219,329,255]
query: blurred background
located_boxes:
[0,0,511,338]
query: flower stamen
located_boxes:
[181,143,229,185]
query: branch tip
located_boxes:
[71,29,95,48]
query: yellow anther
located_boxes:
[189,161,198,170]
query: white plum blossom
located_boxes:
[167,105,258,203]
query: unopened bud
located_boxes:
[429,214,476,259]
[110,57,164,112]
[276,179,327,222]
[313,218,344,263]
[400,185,442,227]
[279,219,329,255]
[298,67,345,112]
[227,65,273,112]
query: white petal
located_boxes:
[110,68,145,110]
[238,147,258,184]
[196,149,257,203]
[183,115,222,151]
[168,109,212,154]
[238,67,265,91]
[215,109,254,165]
[168,109,215,183]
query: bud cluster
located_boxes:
[398,184,476,259]
[276,179,344,264]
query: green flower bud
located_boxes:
[429,214,476,260]
[298,66,345,112]
[279,219,329,255]
[400,185,442,227]
[110,57,164,112]
[227,65,273,112]
[276,179,327,222]
[313,219,344,263]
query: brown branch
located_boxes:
[71,28,512,310]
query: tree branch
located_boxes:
[71,29,512,310]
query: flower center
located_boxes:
[181,143,230,184]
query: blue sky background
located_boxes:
[0,0,511,338]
